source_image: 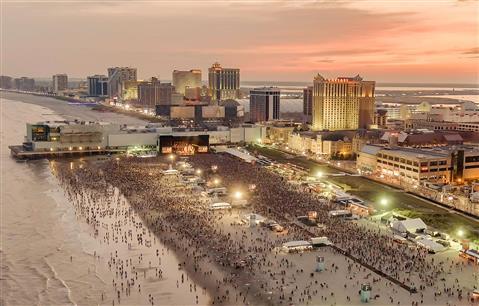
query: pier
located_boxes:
[9,145,126,159]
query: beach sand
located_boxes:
[1,97,211,305]
[53,154,479,306]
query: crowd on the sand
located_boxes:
[52,153,478,306]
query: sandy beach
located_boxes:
[52,152,479,305]
[0,95,211,305]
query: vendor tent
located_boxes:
[416,237,446,253]
[391,218,427,234]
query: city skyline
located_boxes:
[3,1,479,306]
[2,0,478,83]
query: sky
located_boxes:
[1,0,479,83]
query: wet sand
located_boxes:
[0,98,211,305]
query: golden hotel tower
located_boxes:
[312,74,375,131]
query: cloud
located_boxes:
[462,47,479,54]
[315,59,335,63]
[2,0,478,83]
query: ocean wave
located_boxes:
[43,257,76,306]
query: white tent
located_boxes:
[163,169,179,175]
[391,218,427,234]
[416,237,446,253]
[310,237,332,246]
[282,240,312,252]
[242,213,266,225]
[221,148,258,163]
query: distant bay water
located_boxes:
[238,84,479,113]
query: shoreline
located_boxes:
[1,98,212,305]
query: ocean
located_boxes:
[0,97,209,305]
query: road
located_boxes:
[249,144,479,242]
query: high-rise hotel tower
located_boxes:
[208,62,240,102]
[312,74,375,131]
[52,74,68,93]
[107,67,137,98]
[249,87,280,123]
[172,69,202,95]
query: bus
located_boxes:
[328,210,352,218]
[208,202,232,210]
[203,187,228,196]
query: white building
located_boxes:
[52,74,68,93]
[22,121,267,153]
[391,218,427,234]
[107,67,137,99]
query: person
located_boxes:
[53,153,473,306]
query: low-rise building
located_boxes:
[265,121,297,144]
[352,130,383,154]
[357,145,479,184]
[15,121,267,157]
[372,109,388,129]
[288,130,382,159]
[288,131,355,158]
[357,145,450,183]
[380,130,463,148]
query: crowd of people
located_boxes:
[52,152,478,305]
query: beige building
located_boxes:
[267,126,295,143]
[312,74,375,131]
[172,70,202,95]
[322,139,353,157]
[208,62,240,102]
[122,80,144,101]
[357,145,451,183]
[138,78,174,108]
[287,131,354,158]
[357,145,479,184]
[185,87,202,101]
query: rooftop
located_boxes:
[364,144,479,159]
[361,144,383,156]
[33,120,111,127]
[379,147,448,159]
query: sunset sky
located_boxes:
[2,0,479,83]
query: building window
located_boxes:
[465,156,479,163]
